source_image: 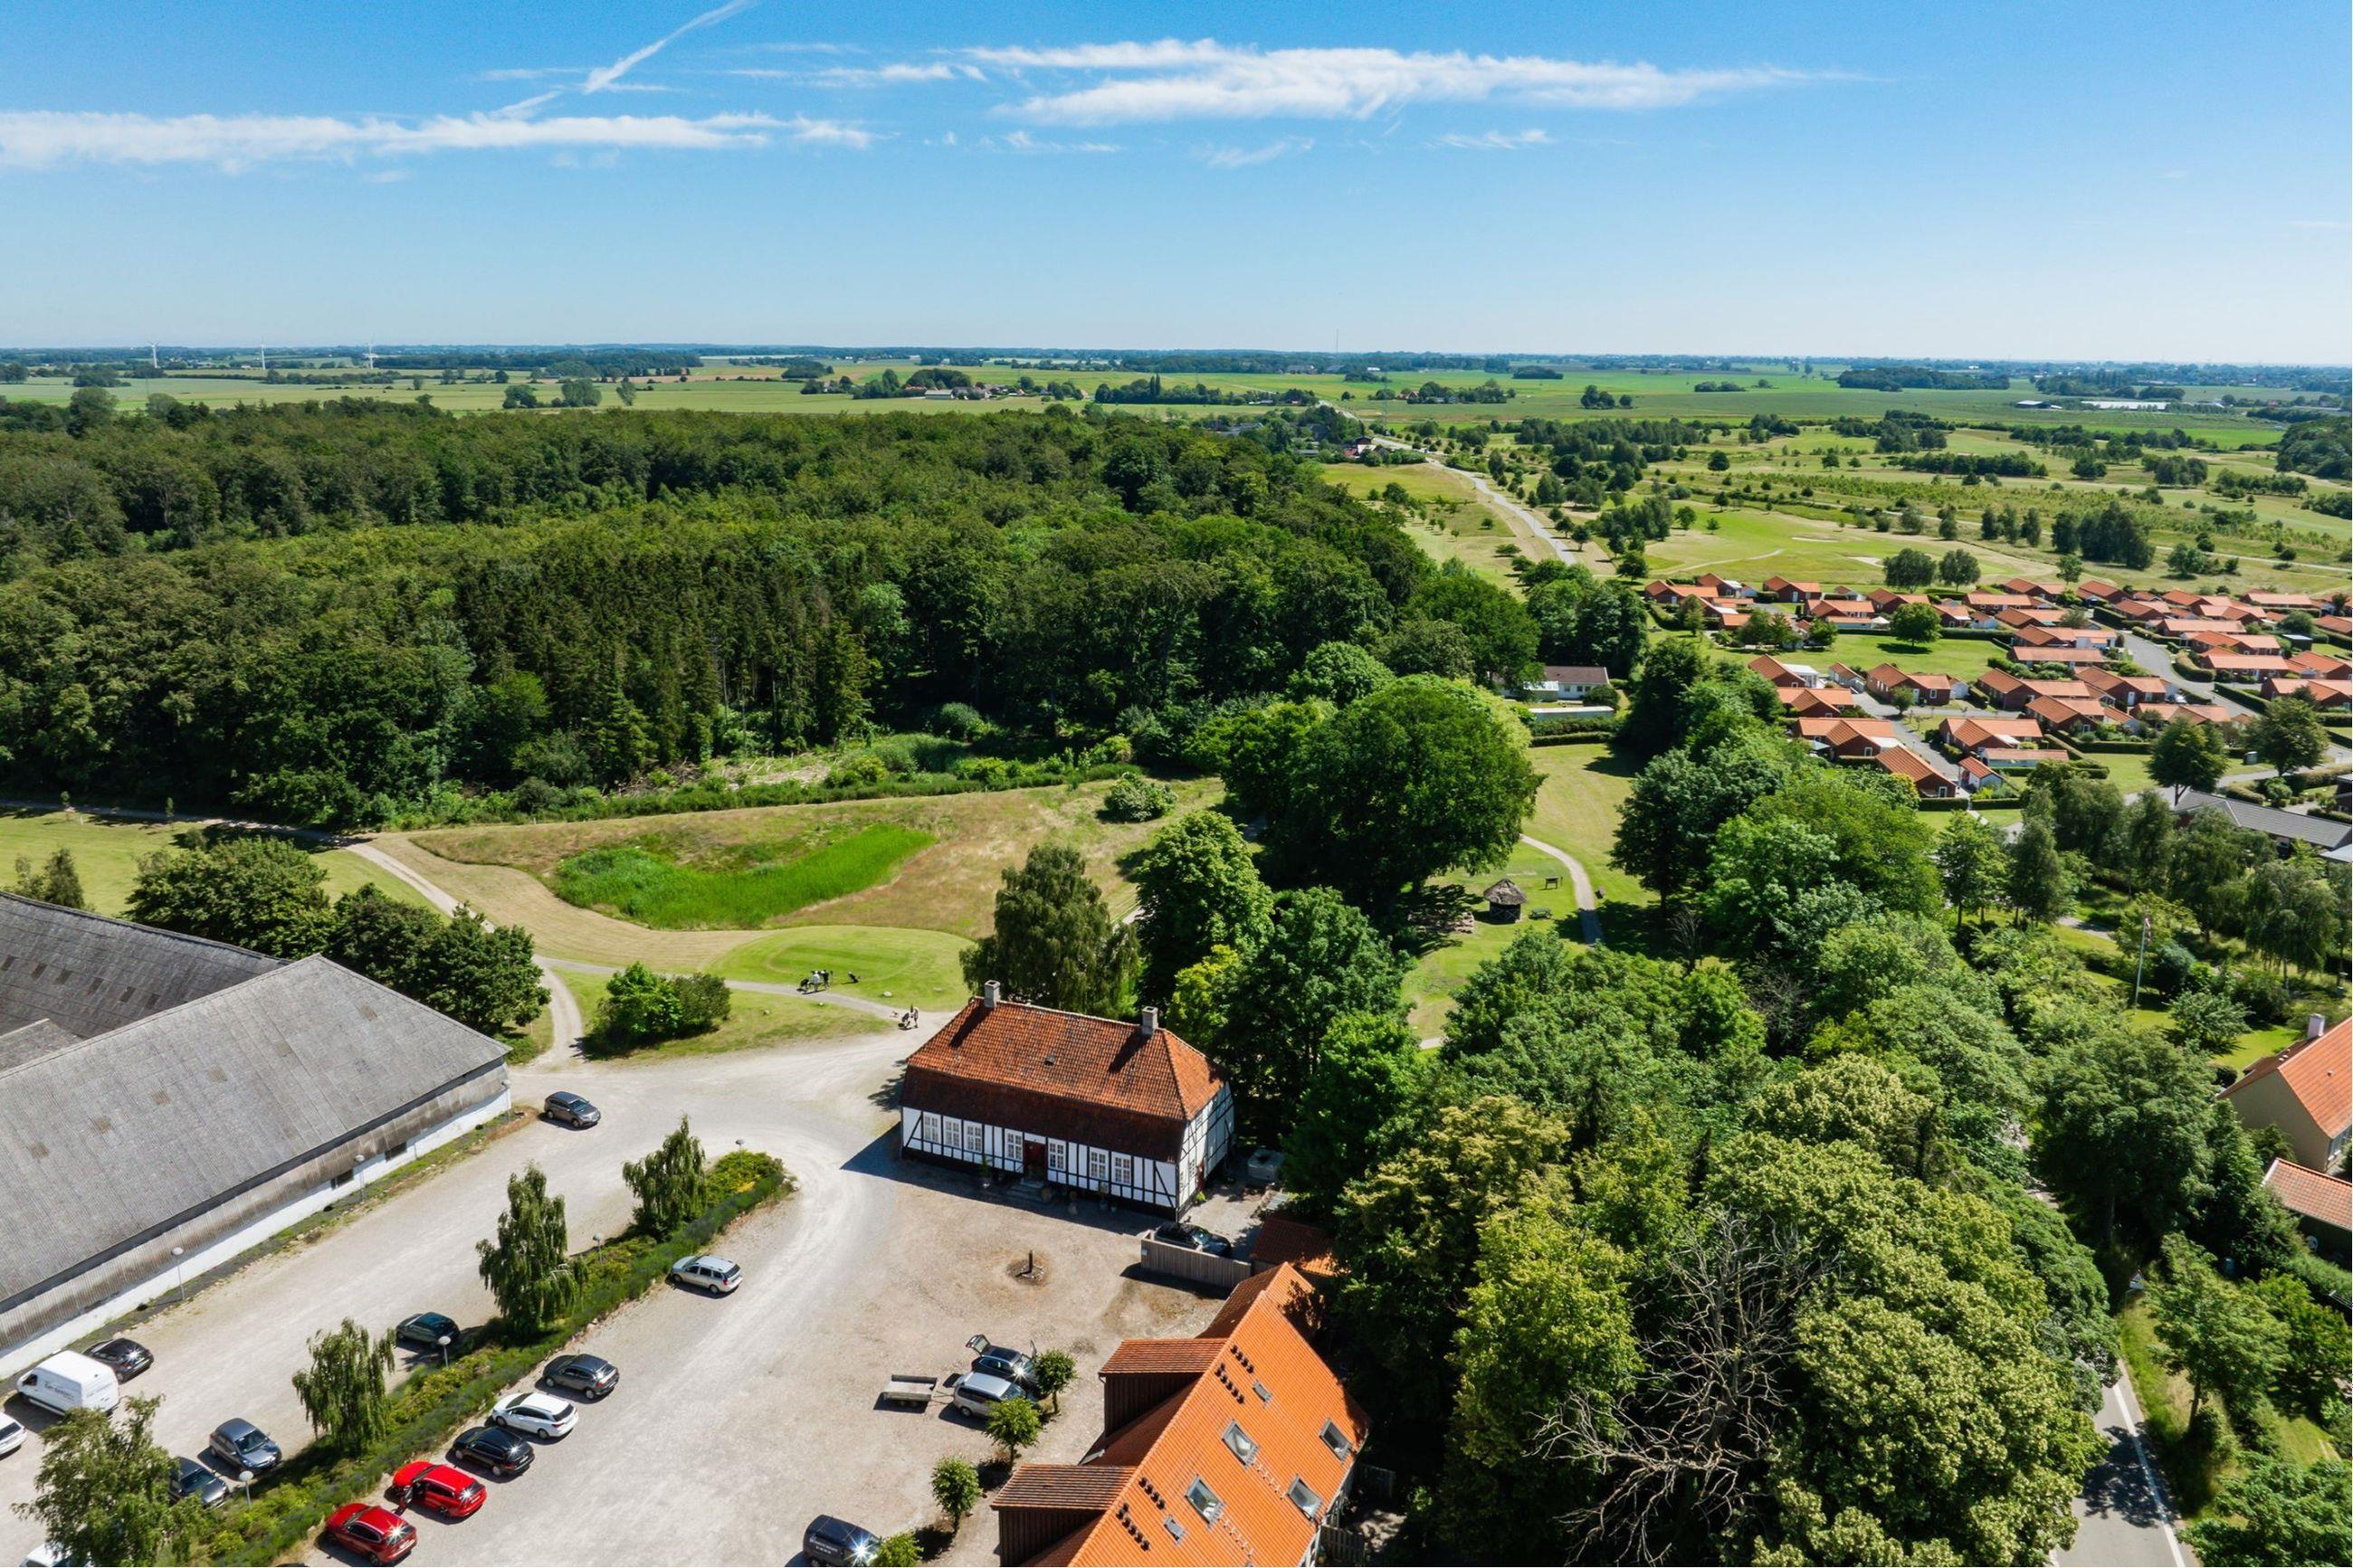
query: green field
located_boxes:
[712,924,971,1012]
[0,808,424,917]
[1402,837,1583,1039]
[551,822,934,929]
[559,968,848,1060]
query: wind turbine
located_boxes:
[365,341,376,372]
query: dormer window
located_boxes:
[1288,1478,1323,1518]
[1186,1478,1223,1524]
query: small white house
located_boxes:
[900,986,1234,1213]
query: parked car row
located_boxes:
[321,1347,621,1562]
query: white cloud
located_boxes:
[808,62,980,87]
[1429,128,1551,150]
[583,0,757,93]
[784,115,876,148]
[0,109,827,170]
[1198,136,1312,168]
[993,129,1119,154]
[960,40,1814,123]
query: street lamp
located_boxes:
[436,1334,452,1370]
[236,1469,254,1506]
[170,1246,186,1306]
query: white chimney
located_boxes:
[982,981,1001,1010]
[1139,1005,1159,1037]
[2307,1013,2327,1041]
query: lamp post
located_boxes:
[170,1246,186,1306]
[236,1469,254,1506]
[437,1334,452,1370]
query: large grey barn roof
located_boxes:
[0,893,280,1040]
[0,955,507,1311]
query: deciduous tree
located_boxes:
[291,1317,396,1453]
[961,843,1134,1015]
[476,1163,579,1337]
[624,1116,708,1237]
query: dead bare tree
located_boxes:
[1538,1214,1832,1565]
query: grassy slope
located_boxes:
[390,780,1215,989]
[0,808,424,917]
[1524,745,1648,908]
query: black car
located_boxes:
[1154,1221,1233,1256]
[395,1312,461,1350]
[543,1353,620,1400]
[169,1457,229,1509]
[207,1419,281,1475]
[804,1515,881,1566]
[542,1091,601,1128]
[451,1425,534,1478]
[87,1337,153,1379]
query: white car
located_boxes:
[669,1254,742,1295]
[0,1417,23,1459]
[490,1390,577,1440]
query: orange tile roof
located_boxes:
[994,1265,1371,1567]
[2262,1158,2352,1230]
[905,998,1224,1159]
[1100,1340,1224,1376]
[1248,1216,1341,1285]
[2227,1020,2352,1140]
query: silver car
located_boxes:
[946,1371,1021,1418]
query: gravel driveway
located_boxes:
[1,1028,1216,1565]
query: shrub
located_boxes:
[933,702,990,740]
[825,751,891,788]
[873,1534,923,1567]
[1100,776,1176,822]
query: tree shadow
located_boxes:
[1388,883,1479,959]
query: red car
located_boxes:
[324,1502,416,1563]
[391,1459,486,1519]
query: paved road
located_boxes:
[2054,1371,2191,1568]
[1519,833,1603,944]
[1853,692,1967,784]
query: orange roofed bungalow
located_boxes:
[994,1265,1371,1567]
[900,986,1234,1212]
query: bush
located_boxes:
[1100,775,1176,822]
[933,702,990,740]
[824,751,891,788]
[873,1534,923,1567]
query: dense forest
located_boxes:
[0,399,1475,823]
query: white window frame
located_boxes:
[1320,1419,1352,1462]
[919,1112,940,1143]
[964,1118,984,1155]
[1186,1477,1222,1524]
[1288,1478,1322,1518]
[1047,1140,1066,1173]
[1111,1152,1134,1186]
[1222,1421,1258,1465]
[1090,1148,1109,1184]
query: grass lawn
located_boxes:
[1810,634,2005,680]
[713,924,972,1012]
[551,822,934,929]
[558,968,850,1060]
[0,808,424,917]
[1524,744,1650,908]
[1402,838,1579,1040]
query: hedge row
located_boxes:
[199,1151,791,1564]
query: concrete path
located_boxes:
[2053,1371,2191,1568]
[1518,832,1603,945]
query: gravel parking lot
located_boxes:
[1,1026,1218,1565]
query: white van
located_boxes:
[14,1352,120,1416]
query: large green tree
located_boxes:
[2036,1025,2215,1245]
[2185,1457,2353,1568]
[2148,716,2229,798]
[1128,811,1272,1002]
[15,1396,211,1567]
[291,1317,397,1454]
[476,1163,580,1337]
[1276,676,1538,900]
[1215,889,1405,1131]
[1282,1011,1426,1213]
[126,833,332,956]
[624,1115,708,1237]
[2249,694,2328,777]
[2148,1234,2280,1424]
[961,843,1135,1014]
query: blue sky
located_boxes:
[2,1,2346,361]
